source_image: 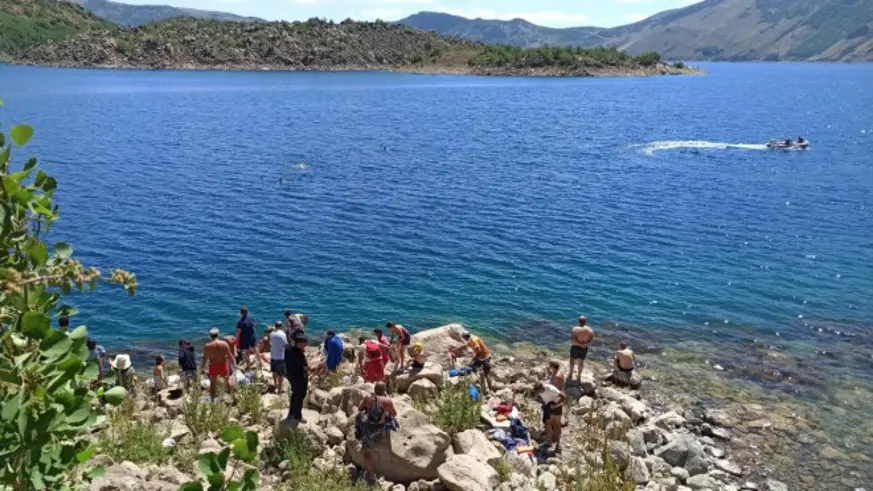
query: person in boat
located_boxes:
[797,137,806,145]
[784,138,793,146]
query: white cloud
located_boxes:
[433,6,590,26]
[359,7,404,20]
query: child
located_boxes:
[153,355,168,392]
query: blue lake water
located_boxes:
[1,63,872,382]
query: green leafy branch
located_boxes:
[179,426,260,491]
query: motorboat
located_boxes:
[767,139,810,150]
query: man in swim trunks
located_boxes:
[203,328,236,400]
[457,331,494,394]
[236,306,257,371]
[387,321,411,371]
[547,360,566,391]
[613,341,637,387]
[569,315,594,381]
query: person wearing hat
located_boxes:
[203,328,236,400]
[109,354,136,393]
[405,341,426,370]
[453,331,494,394]
[284,331,310,423]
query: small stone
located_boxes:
[702,424,731,440]
[630,457,650,484]
[536,471,557,491]
[671,467,690,483]
[742,483,759,490]
[703,409,734,427]
[706,446,725,458]
[715,459,742,476]
[198,438,222,455]
[652,411,687,430]
[687,474,721,490]
[765,480,788,491]
[325,426,345,446]
[685,455,709,476]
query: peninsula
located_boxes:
[2,0,695,77]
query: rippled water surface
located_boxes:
[1,63,872,370]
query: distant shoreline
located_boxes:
[7,60,704,78]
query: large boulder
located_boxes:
[597,387,647,422]
[89,462,146,491]
[347,399,451,483]
[393,364,444,393]
[437,454,499,491]
[409,379,439,400]
[341,383,374,416]
[410,324,467,365]
[630,457,650,484]
[452,429,502,467]
[277,409,327,453]
[654,435,705,470]
[652,411,686,431]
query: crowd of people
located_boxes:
[86,308,638,470]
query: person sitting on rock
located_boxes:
[354,381,399,482]
[612,341,637,387]
[358,337,386,383]
[547,360,566,391]
[387,321,411,371]
[453,331,494,394]
[534,381,565,454]
[404,341,426,371]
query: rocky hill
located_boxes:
[15,16,692,76]
[399,11,605,48]
[69,0,262,26]
[0,0,111,59]
[399,0,873,62]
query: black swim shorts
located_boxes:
[472,356,492,376]
[570,345,588,360]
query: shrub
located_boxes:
[179,426,260,491]
[634,51,662,66]
[236,383,264,425]
[0,101,136,490]
[493,457,512,483]
[98,414,170,465]
[183,395,231,440]
[416,378,481,435]
[263,428,372,491]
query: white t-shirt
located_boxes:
[539,384,562,405]
[270,330,288,361]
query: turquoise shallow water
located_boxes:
[0,63,872,385]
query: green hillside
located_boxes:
[69,0,261,26]
[0,0,112,60]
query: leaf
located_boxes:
[76,446,96,463]
[2,175,19,196]
[10,124,34,147]
[245,431,258,453]
[35,169,47,188]
[217,447,230,470]
[206,473,225,488]
[29,242,48,266]
[57,352,83,371]
[178,483,203,491]
[55,242,72,260]
[220,426,244,444]
[42,337,73,363]
[2,390,22,421]
[242,469,258,488]
[23,157,37,171]
[69,325,87,342]
[231,439,254,463]
[197,453,221,476]
[83,361,99,380]
[0,147,8,167]
[103,386,126,406]
[43,176,57,192]
[21,312,51,340]
[85,465,105,480]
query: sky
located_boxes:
[122,0,702,28]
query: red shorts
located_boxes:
[364,359,385,382]
[208,362,230,378]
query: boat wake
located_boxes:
[638,140,769,156]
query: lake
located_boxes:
[1,63,871,384]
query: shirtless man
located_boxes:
[569,315,594,381]
[547,360,566,391]
[203,328,236,400]
[614,341,635,374]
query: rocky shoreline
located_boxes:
[83,324,827,491]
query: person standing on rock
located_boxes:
[534,381,565,454]
[269,322,288,394]
[569,315,595,381]
[283,309,307,337]
[87,338,107,382]
[236,306,257,372]
[547,360,566,391]
[323,330,344,373]
[387,321,411,371]
[373,328,391,367]
[355,381,399,483]
[178,339,198,391]
[203,328,236,400]
[456,331,494,394]
[284,332,309,423]
[359,336,386,383]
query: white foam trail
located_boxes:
[638,140,769,156]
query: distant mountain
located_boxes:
[399,11,605,47]
[69,0,261,26]
[399,1,873,62]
